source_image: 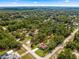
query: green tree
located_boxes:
[58,49,77,59]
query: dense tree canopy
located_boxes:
[0,7,78,53]
[58,49,77,59]
[0,29,20,50]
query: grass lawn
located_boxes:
[35,49,46,57]
[25,36,32,40]
[21,53,36,59]
[21,36,32,44]
[0,50,7,55]
[31,44,39,49]
[17,47,26,55]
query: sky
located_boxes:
[0,0,79,7]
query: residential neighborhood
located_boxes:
[0,5,79,59]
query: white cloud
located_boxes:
[12,2,17,4]
[65,0,70,3]
[0,0,79,7]
[33,1,38,4]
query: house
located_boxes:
[0,50,20,59]
[39,43,47,50]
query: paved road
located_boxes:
[44,29,78,59]
[22,44,43,59]
[21,29,78,59]
[21,51,29,57]
[72,50,79,59]
[63,29,78,45]
[29,50,44,59]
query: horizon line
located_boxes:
[0,5,79,7]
